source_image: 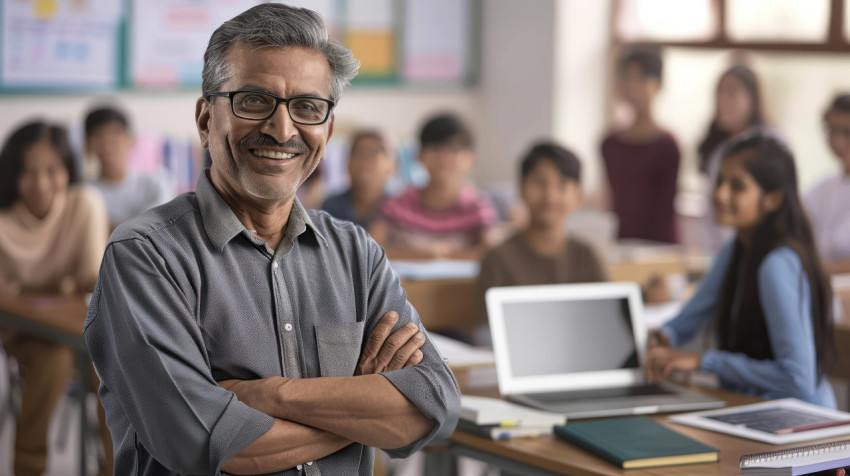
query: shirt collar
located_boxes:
[196,170,327,251]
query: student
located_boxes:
[0,121,113,475]
[322,129,395,228]
[475,143,605,334]
[477,142,667,332]
[371,113,496,260]
[646,135,836,408]
[804,94,850,275]
[86,106,173,228]
[601,48,680,244]
[697,64,771,253]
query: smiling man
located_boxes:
[84,4,460,475]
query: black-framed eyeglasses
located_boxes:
[207,90,335,125]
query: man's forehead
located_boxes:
[223,43,332,95]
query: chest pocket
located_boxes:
[315,322,365,377]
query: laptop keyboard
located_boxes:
[524,384,675,402]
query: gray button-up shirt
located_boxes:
[84,172,461,475]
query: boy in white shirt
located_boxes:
[805,94,850,275]
[86,107,174,228]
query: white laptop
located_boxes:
[485,282,725,420]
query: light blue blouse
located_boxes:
[661,241,836,408]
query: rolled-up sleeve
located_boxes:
[364,241,461,458]
[84,238,274,474]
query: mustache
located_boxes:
[240,135,309,153]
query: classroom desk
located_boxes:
[401,254,690,337]
[431,387,848,476]
[0,296,91,476]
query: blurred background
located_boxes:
[2,0,847,218]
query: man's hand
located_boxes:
[355,311,425,375]
[645,347,701,382]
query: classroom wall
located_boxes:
[474,0,557,186]
[0,1,844,196]
[553,0,612,193]
[655,48,850,194]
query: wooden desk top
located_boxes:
[0,295,88,343]
[451,387,849,476]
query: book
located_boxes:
[554,416,719,469]
[670,399,850,445]
[740,439,850,475]
[460,395,567,427]
[455,419,552,440]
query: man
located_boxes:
[84,4,460,475]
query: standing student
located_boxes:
[371,113,496,260]
[697,64,771,253]
[0,121,113,475]
[804,94,850,275]
[601,48,680,244]
[86,106,173,228]
[646,135,836,408]
[322,129,395,228]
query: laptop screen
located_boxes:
[501,297,638,378]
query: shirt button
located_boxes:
[273,262,279,269]
[284,323,293,332]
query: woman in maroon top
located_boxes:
[601,48,680,244]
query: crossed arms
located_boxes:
[220,311,433,474]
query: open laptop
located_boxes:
[485,282,725,420]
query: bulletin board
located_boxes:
[0,0,479,94]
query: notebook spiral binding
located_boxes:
[740,440,850,467]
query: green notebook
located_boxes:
[554,417,719,469]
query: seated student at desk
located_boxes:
[805,94,850,275]
[85,106,173,229]
[646,135,837,408]
[322,129,395,228]
[476,142,668,343]
[370,113,496,260]
[477,141,607,293]
[0,121,113,475]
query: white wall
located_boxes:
[553,0,612,193]
[474,0,558,186]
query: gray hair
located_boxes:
[202,3,360,103]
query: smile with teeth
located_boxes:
[252,149,298,159]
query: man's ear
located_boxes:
[195,97,211,149]
[763,190,784,213]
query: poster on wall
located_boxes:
[131,0,338,89]
[402,0,470,83]
[1,0,122,90]
[345,0,395,81]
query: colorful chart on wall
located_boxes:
[130,0,338,89]
[1,0,477,93]
[0,0,123,90]
[402,0,472,83]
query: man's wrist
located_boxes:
[272,376,290,419]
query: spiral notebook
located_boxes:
[740,439,850,475]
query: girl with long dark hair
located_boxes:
[646,135,836,407]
